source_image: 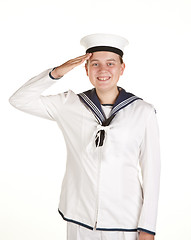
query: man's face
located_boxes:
[85,51,125,93]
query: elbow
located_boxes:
[9,94,23,109]
[9,95,16,107]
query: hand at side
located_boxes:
[138,231,155,240]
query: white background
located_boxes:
[0,0,191,239]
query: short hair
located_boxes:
[119,56,124,64]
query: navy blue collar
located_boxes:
[78,87,142,124]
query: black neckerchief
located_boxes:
[78,87,142,147]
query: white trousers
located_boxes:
[67,222,139,240]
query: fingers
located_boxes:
[68,53,92,65]
[56,53,92,77]
[74,53,92,60]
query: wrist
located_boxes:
[50,67,63,79]
[49,67,63,80]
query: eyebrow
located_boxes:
[90,59,99,62]
[106,58,116,61]
[90,58,116,62]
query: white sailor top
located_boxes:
[9,68,161,235]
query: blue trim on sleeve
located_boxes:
[137,227,156,235]
[49,67,61,80]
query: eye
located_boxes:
[92,63,98,66]
[107,62,114,66]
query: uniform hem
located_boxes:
[58,209,139,232]
[58,209,93,230]
[96,228,137,232]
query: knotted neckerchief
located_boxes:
[78,87,142,147]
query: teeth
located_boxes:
[97,77,110,81]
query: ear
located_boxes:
[85,63,89,76]
[120,63,125,76]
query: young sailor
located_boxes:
[9,33,161,240]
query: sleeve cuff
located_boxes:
[137,228,155,235]
[49,67,62,80]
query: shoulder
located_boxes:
[129,98,157,123]
[135,99,156,113]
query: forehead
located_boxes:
[90,51,120,61]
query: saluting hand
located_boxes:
[51,53,92,79]
[138,231,155,240]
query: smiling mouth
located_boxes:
[97,77,111,81]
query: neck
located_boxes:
[96,87,119,104]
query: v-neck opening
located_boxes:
[78,87,142,124]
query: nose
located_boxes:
[98,64,108,72]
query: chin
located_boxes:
[95,85,117,92]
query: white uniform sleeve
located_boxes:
[9,68,66,120]
[138,107,161,235]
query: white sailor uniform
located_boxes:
[9,68,161,239]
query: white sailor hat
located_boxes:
[80,33,129,57]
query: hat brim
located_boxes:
[86,46,123,57]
